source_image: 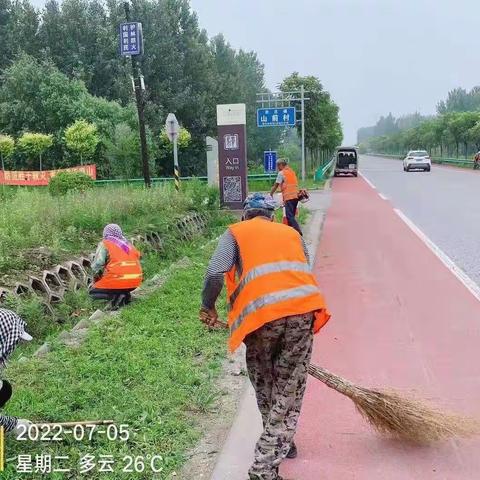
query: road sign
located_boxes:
[257,107,296,127]
[264,151,277,173]
[119,22,143,56]
[165,113,180,142]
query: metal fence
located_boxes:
[365,153,474,167]
[95,173,279,187]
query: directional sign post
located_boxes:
[264,151,277,173]
[120,6,150,187]
[257,107,296,128]
[165,113,180,192]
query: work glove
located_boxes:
[199,306,221,329]
[13,419,32,439]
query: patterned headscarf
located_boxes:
[0,309,31,367]
[103,224,131,253]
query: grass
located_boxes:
[0,181,225,349]
[2,241,229,480]
[0,181,219,276]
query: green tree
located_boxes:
[468,121,480,151]
[17,133,54,171]
[0,134,14,170]
[104,123,157,179]
[280,73,343,170]
[64,120,100,165]
[159,126,192,151]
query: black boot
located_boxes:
[286,441,297,459]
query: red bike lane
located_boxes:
[282,177,480,479]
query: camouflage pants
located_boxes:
[244,312,314,480]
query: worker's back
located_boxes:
[225,217,328,351]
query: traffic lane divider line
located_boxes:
[359,171,376,189]
[394,208,480,304]
[378,193,388,201]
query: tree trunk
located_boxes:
[39,153,43,172]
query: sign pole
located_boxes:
[173,133,179,192]
[301,84,306,182]
[123,2,151,188]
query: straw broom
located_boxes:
[207,317,480,444]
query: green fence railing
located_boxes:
[365,153,474,167]
[95,173,282,187]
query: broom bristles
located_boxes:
[308,364,480,444]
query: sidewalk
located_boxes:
[210,189,332,480]
[282,177,480,479]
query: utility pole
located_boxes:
[300,84,306,181]
[123,2,151,188]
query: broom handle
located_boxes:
[33,420,114,428]
[214,319,353,395]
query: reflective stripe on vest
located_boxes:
[94,240,143,290]
[228,261,312,309]
[225,218,330,352]
[281,166,298,201]
[229,284,319,334]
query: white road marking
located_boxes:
[394,208,480,304]
[359,171,376,189]
[378,193,389,201]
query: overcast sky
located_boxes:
[29,0,480,143]
[190,0,480,143]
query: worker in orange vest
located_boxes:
[200,193,330,480]
[89,224,143,309]
[270,158,302,235]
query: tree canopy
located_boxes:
[0,0,342,177]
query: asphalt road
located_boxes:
[359,154,480,287]
[284,175,480,479]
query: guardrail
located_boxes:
[314,157,335,181]
[363,153,474,167]
[95,173,279,186]
[364,153,475,167]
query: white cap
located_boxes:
[20,331,33,341]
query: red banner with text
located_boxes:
[0,165,97,186]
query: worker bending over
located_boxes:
[200,193,330,480]
[270,159,302,235]
[89,224,143,309]
[0,309,33,436]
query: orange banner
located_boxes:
[0,165,97,186]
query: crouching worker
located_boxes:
[0,309,33,437]
[199,193,330,480]
[89,224,143,309]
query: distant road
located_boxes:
[359,154,480,287]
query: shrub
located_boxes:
[48,172,94,196]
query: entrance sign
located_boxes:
[257,107,296,127]
[119,22,143,56]
[264,151,277,173]
[217,104,248,209]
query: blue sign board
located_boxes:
[119,22,143,56]
[257,107,296,127]
[264,151,277,173]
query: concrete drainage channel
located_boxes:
[0,211,210,313]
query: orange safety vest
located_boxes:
[225,217,330,352]
[280,166,299,202]
[94,239,143,290]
